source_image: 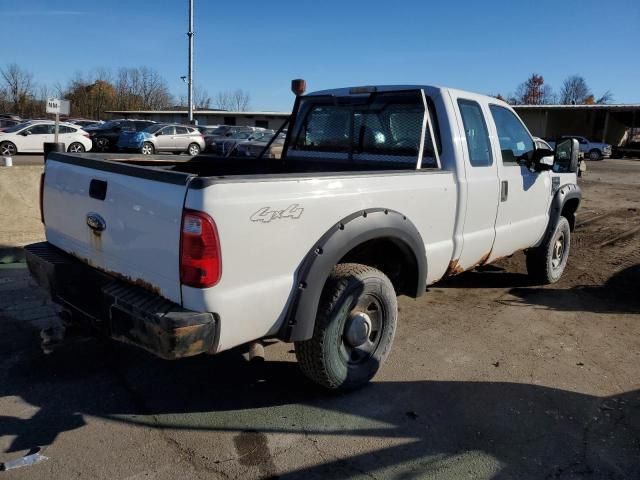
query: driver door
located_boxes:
[22,124,54,152]
[156,126,176,151]
[486,104,552,260]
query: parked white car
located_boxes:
[27,83,582,391]
[0,121,92,155]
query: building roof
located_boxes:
[105,110,290,116]
[513,104,640,110]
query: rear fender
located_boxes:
[279,209,427,342]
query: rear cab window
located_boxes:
[289,90,441,169]
[457,99,493,167]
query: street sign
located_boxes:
[46,98,71,144]
[46,98,70,116]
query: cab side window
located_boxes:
[161,126,176,135]
[175,127,188,135]
[458,99,492,167]
[489,105,534,165]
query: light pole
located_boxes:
[187,0,194,124]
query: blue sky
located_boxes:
[1,0,638,110]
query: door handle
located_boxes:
[501,180,508,202]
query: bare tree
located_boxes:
[0,63,34,115]
[214,89,251,111]
[231,89,250,111]
[214,91,232,110]
[596,90,614,104]
[193,87,211,109]
[559,75,591,104]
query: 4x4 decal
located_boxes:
[251,204,304,223]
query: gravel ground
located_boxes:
[0,159,638,479]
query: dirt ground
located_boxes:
[0,159,638,479]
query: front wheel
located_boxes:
[187,143,201,155]
[67,142,85,153]
[526,216,571,284]
[0,141,17,156]
[588,149,602,161]
[141,142,154,155]
[295,263,397,391]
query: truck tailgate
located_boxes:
[42,156,193,304]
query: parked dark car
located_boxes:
[0,118,22,131]
[88,120,156,152]
[203,125,259,152]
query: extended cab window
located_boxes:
[291,91,440,167]
[457,99,492,167]
[489,105,534,165]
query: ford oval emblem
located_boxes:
[86,212,106,232]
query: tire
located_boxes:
[0,141,17,156]
[295,263,398,391]
[141,142,154,155]
[588,149,602,161]
[96,137,110,152]
[187,143,201,155]
[67,142,85,153]
[526,216,571,284]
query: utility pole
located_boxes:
[187,0,194,123]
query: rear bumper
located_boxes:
[25,242,218,360]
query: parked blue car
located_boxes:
[117,125,159,152]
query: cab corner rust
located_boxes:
[445,259,464,276]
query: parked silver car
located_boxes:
[118,123,205,155]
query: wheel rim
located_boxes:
[69,143,83,153]
[97,138,108,150]
[551,232,566,270]
[142,144,153,155]
[589,151,599,160]
[340,295,384,365]
[189,144,200,155]
[1,143,16,156]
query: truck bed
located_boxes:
[47,152,420,185]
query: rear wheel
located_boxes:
[526,216,571,284]
[187,143,201,155]
[141,142,154,155]
[96,137,110,152]
[295,263,397,391]
[67,142,85,153]
[0,141,17,156]
[588,149,602,161]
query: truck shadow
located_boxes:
[438,264,640,314]
[506,263,640,314]
[0,323,638,479]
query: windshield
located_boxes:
[2,121,31,133]
[290,91,440,166]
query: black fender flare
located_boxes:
[279,208,427,342]
[539,182,582,245]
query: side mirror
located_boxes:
[155,131,162,136]
[530,148,554,172]
[22,130,32,136]
[554,137,579,173]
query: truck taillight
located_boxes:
[180,209,221,288]
[39,172,45,223]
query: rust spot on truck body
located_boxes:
[69,251,162,297]
[445,259,465,277]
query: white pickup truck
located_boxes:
[26,82,582,390]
